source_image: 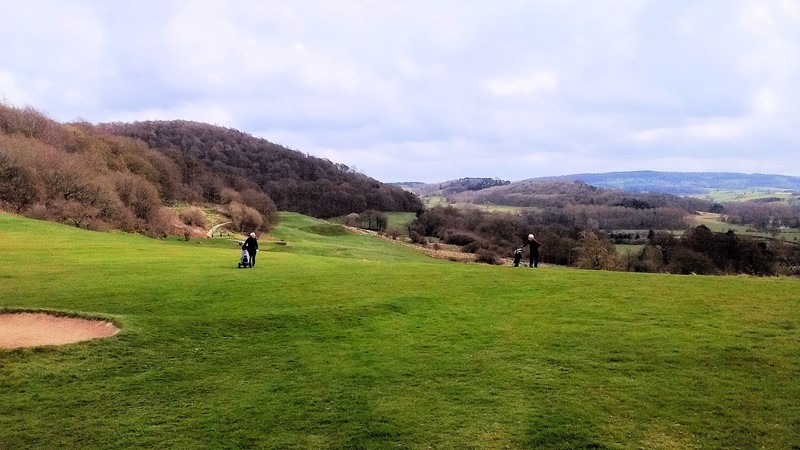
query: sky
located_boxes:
[2,0,800,183]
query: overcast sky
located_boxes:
[2,1,800,183]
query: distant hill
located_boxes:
[454,179,713,212]
[104,120,422,218]
[393,177,510,197]
[532,171,800,194]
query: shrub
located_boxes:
[229,201,265,232]
[148,207,180,238]
[179,206,208,228]
[25,203,51,221]
[409,231,427,244]
[628,245,664,273]
[386,224,405,240]
[442,229,478,246]
[220,187,242,205]
[241,188,278,227]
[666,247,717,275]
[343,213,360,227]
[574,230,622,271]
[475,248,501,265]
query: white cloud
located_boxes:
[632,117,751,143]
[0,71,28,105]
[484,71,559,97]
[2,0,800,181]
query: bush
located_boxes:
[442,229,478,246]
[343,213,360,227]
[148,207,180,238]
[409,231,427,245]
[574,230,622,271]
[627,245,664,273]
[666,247,717,275]
[229,201,265,232]
[386,224,405,240]
[475,248,501,265]
[179,206,208,228]
[220,187,242,205]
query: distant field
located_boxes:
[1,213,799,449]
[614,244,645,255]
[423,196,525,213]
[690,189,798,203]
[689,212,800,242]
[424,195,449,208]
[385,211,417,227]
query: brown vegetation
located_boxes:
[0,103,420,237]
[103,120,423,218]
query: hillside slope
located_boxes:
[104,120,422,218]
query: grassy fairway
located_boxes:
[1,213,799,449]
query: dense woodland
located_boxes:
[104,120,422,218]
[0,104,420,235]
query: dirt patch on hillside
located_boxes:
[0,312,119,349]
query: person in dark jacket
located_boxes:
[522,233,541,268]
[243,232,259,268]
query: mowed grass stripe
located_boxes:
[1,212,799,449]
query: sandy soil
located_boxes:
[0,312,119,349]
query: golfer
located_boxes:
[522,233,541,268]
[243,232,259,267]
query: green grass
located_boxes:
[691,189,797,203]
[385,212,417,228]
[689,212,800,242]
[614,244,645,255]
[1,213,800,449]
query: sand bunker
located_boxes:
[0,312,119,349]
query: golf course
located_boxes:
[1,212,799,449]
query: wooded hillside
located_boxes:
[104,120,422,218]
[0,103,421,236]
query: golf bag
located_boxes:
[513,248,523,267]
[237,248,251,268]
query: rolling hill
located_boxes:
[532,171,800,194]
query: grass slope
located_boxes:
[1,213,799,449]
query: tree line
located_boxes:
[406,205,800,276]
[719,200,800,232]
